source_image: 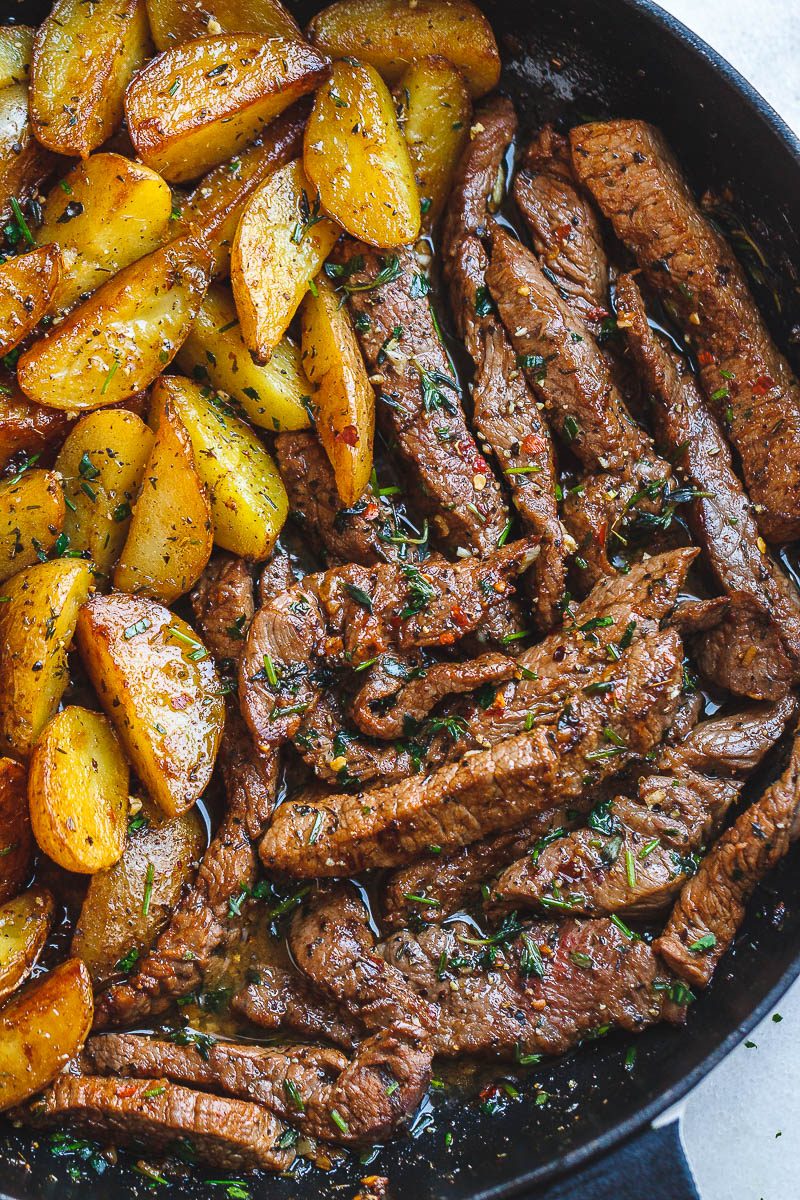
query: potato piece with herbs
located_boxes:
[17,236,212,413]
[307,0,500,98]
[0,759,32,904]
[71,798,204,985]
[304,58,419,247]
[301,274,374,505]
[0,469,65,584]
[0,245,61,356]
[30,0,151,157]
[114,396,212,603]
[0,888,52,1003]
[55,409,153,583]
[146,0,301,52]
[0,385,72,470]
[36,154,173,314]
[395,56,471,227]
[0,958,93,1111]
[153,375,288,559]
[0,560,94,760]
[231,158,340,362]
[125,34,329,183]
[175,284,312,431]
[76,594,225,817]
[0,85,55,226]
[0,26,34,89]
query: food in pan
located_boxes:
[0,0,799,1182]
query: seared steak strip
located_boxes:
[232,962,361,1051]
[571,119,800,543]
[337,240,509,556]
[441,97,566,627]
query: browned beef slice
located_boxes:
[492,699,795,920]
[692,591,795,701]
[260,626,684,877]
[232,961,361,1051]
[19,1076,294,1171]
[441,97,566,628]
[337,240,510,556]
[190,554,255,662]
[656,718,800,988]
[571,120,800,543]
[378,917,685,1059]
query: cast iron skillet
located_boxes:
[2,1,800,1196]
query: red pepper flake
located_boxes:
[521,433,546,456]
[472,452,489,474]
[115,1083,141,1099]
[553,222,572,244]
[697,350,715,367]
[363,500,379,520]
[752,374,775,397]
[438,630,457,646]
[335,424,359,446]
[450,603,470,628]
[596,521,608,550]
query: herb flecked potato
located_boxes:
[0,387,71,469]
[0,84,54,225]
[0,244,61,356]
[0,468,65,583]
[395,55,471,227]
[0,887,53,1003]
[0,26,34,90]
[0,758,32,904]
[145,0,301,53]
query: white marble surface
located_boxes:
[647,4,800,1198]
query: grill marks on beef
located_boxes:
[571,119,800,544]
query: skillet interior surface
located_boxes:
[2,0,800,1196]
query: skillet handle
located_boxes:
[529,1119,700,1199]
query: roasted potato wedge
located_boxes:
[0,958,93,1111]
[0,385,72,469]
[175,284,312,431]
[125,34,329,183]
[29,707,129,874]
[307,0,500,98]
[0,560,94,760]
[304,58,419,247]
[395,56,471,226]
[301,274,374,504]
[146,0,301,52]
[231,158,340,362]
[30,0,150,157]
[0,759,32,904]
[76,594,225,817]
[71,798,204,984]
[36,154,173,314]
[153,375,288,559]
[0,468,65,583]
[0,245,61,356]
[114,395,212,602]
[0,84,55,225]
[55,409,153,582]
[0,887,53,1002]
[172,105,305,278]
[17,236,212,413]
[0,26,34,89]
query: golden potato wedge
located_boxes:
[125,34,329,183]
[0,84,55,225]
[0,468,65,584]
[0,245,61,356]
[55,409,153,582]
[146,0,301,52]
[30,0,151,157]
[0,958,93,1111]
[175,284,312,431]
[0,887,53,1003]
[76,593,225,817]
[304,58,419,247]
[0,560,94,760]
[395,56,471,226]
[0,26,34,89]
[0,384,72,469]
[153,375,288,559]
[231,158,340,362]
[307,0,500,97]
[29,706,129,874]
[114,396,212,603]
[72,798,204,985]
[36,154,173,314]
[17,236,212,413]
[0,758,32,904]
[172,104,306,278]
[300,274,374,504]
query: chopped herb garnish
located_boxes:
[141,862,155,916]
[344,581,373,613]
[330,1108,349,1134]
[688,933,717,953]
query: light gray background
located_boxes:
[646,3,800,1198]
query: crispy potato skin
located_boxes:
[0,560,94,761]
[0,958,93,1111]
[76,594,225,817]
[0,84,55,224]
[0,385,73,469]
[306,0,500,97]
[300,274,374,504]
[0,758,32,904]
[0,245,61,356]
[71,799,204,985]
[0,887,53,1002]
[36,153,173,313]
[0,26,34,89]
[17,236,212,413]
[231,158,340,362]
[30,0,151,156]
[146,0,301,52]
[125,34,329,183]
[304,59,420,247]
[395,56,471,227]
[29,707,129,874]
[0,469,65,584]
